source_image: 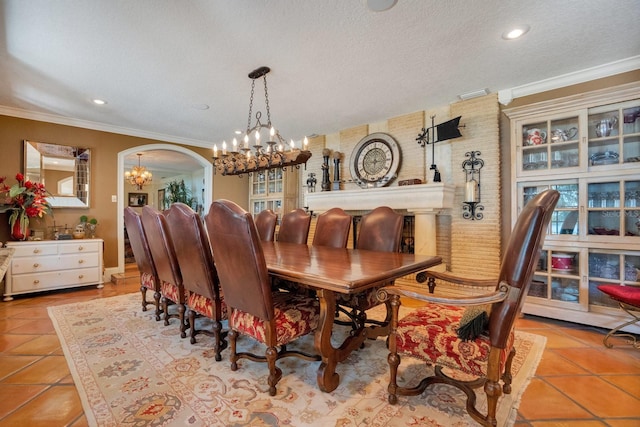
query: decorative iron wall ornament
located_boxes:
[462,150,484,220]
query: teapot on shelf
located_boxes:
[551,127,578,142]
[595,116,618,137]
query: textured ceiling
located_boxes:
[1,0,639,156]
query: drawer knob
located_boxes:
[33,263,40,268]
[78,259,84,264]
[78,246,84,251]
[33,280,40,284]
[33,249,40,254]
[78,275,84,279]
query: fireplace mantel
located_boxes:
[306,183,455,256]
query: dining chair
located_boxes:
[312,207,351,248]
[123,207,162,319]
[277,208,311,244]
[164,203,228,360]
[255,209,278,242]
[335,206,403,337]
[205,199,321,396]
[141,205,188,338]
[378,189,559,427]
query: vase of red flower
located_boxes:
[0,173,52,241]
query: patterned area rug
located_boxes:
[49,293,546,427]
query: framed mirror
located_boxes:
[24,140,91,208]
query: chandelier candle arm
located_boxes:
[212,66,311,176]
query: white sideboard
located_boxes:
[3,239,104,301]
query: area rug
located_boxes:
[49,293,546,427]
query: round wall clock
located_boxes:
[349,132,401,188]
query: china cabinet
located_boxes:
[3,239,104,301]
[505,82,640,333]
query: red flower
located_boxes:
[0,173,52,233]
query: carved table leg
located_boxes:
[314,289,368,392]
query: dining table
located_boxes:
[261,241,442,392]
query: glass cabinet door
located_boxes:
[521,182,579,236]
[588,100,640,167]
[530,249,581,305]
[521,114,580,172]
[588,180,640,238]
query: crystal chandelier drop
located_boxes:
[125,153,153,190]
[212,66,312,176]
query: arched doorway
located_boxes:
[116,144,213,274]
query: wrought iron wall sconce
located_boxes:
[462,151,484,220]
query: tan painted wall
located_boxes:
[0,115,249,268]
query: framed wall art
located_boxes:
[128,193,148,207]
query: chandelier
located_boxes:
[212,66,311,176]
[125,153,153,190]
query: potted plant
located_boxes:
[163,179,197,209]
[0,173,52,240]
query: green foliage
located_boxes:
[89,218,98,225]
[80,215,88,223]
[164,179,197,208]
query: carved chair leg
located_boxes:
[153,290,162,321]
[501,347,516,394]
[189,309,197,344]
[229,329,239,371]
[179,303,187,338]
[266,346,282,396]
[140,286,148,311]
[483,350,503,427]
[162,297,170,326]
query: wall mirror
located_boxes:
[24,140,91,208]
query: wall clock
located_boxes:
[349,132,401,188]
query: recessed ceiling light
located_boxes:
[367,0,398,12]
[190,103,210,110]
[234,130,243,135]
[502,25,530,40]
[92,99,107,105]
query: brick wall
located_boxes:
[300,94,502,278]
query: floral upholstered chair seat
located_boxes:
[231,293,319,345]
[187,291,228,320]
[397,303,514,377]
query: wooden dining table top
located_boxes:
[261,241,442,293]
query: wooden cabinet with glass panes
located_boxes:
[249,167,300,227]
[505,82,640,333]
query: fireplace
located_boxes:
[305,183,455,257]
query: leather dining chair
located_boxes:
[164,203,228,360]
[205,199,320,396]
[277,208,311,244]
[312,207,351,248]
[123,207,162,320]
[378,189,559,427]
[335,206,403,337]
[141,205,188,338]
[254,209,278,242]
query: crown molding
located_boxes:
[0,105,213,148]
[498,56,640,105]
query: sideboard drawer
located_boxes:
[11,244,58,257]
[10,268,102,293]
[59,242,101,254]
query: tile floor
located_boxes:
[0,271,639,427]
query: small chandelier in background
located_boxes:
[125,153,153,190]
[212,66,312,176]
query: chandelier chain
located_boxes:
[263,74,272,126]
[246,78,256,132]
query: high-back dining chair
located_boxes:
[255,209,278,242]
[312,207,351,248]
[336,206,403,337]
[123,207,162,319]
[205,199,320,396]
[141,205,187,338]
[277,208,311,244]
[379,189,559,427]
[164,203,228,360]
